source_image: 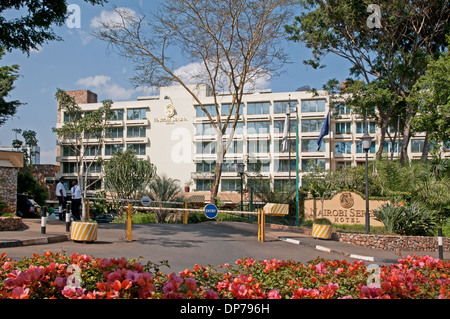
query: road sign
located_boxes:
[204,203,218,219]
[141,196,152,207]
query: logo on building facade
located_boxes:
[165,104,175,118]
[340,192,354,209]
[154,104,188,124]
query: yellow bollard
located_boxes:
[258,209,265,242]
[183,202,188,224]
[127,203,132,242]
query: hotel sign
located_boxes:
[154,104,188,124]
[304,192,388,226]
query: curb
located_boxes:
[0,234,69,249]
[278,237,399,264]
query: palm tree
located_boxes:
[148,174,183,223]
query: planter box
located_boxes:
[71,221,98,242]
[312,223,332,240]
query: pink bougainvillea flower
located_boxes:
[10,287,30,299]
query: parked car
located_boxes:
[17,194,41,218]
[93,214,115,223]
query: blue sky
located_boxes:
[0,0,351,164]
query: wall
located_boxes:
[0,167,19,214]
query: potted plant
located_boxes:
[184,179,193,192]
[312,218,333,240]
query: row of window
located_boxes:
[196,120,380,136]
[195,100,326,117]
[64,108,148,123]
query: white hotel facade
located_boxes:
[55,84,444,194]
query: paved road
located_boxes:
[2,219,446,274]
[1,222,348,273]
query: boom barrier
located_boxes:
[87,197,288,243]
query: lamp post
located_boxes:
[361,132,373,233]
[237,162,245,211]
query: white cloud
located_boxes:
[90,7,137,30]
[76,75,157,101]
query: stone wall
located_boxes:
[267,223,449,252]
[0,166,19,214]
[333,232,450,252]
[0,217,24,231]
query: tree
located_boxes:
[0,0,107,54]
[17,169,48,206]
[52,89,113,221]
[286,0,450,164]
[148,174,183,223]
[409,35,450,159]
[0,48,21,126]
[103,149,155,201]
[93,0,293,204]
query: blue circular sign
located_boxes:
[204,204,218,219]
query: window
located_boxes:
[62,162,76,173]
[105,144,123,156]
[336,161,352,170]
[87,162,102,173]
[224,122,243,135]
[221,103,243,116]
[274,179,295,191]
[356,141,376,153]
[301,100,326,112]
[247,121,270,134]
[247,102,270,115]
[275,159,295,172]
[226,141,243,154]
[196,161,216,173]
[196,179,213,191]
[274,120,297,134]
[196,123,216,136]
[275,138,296,153]
[196,142,216,155]
[335,141,352,154]
[222,161,237,173]
[356,122,376,134]
[108,109,124,121]
[247,140,270,153]
[301,119,325,132]
[62,147,79,157]
[411,140,424,153]
[127,108,147,120]
[383,141,401,153]
[127,126,146,138]
[335,103,350,115]
[85,145,101,157]
[301,159,326,171]
[274,101,297,114]
[248,160,270,172]
[335,122,351,134]
[127,144,146,155]
[301,139,324,152]
[221,179,241,192]
[196,105,216,117]
[106,127,123,139]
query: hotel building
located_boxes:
[55,84,448,195]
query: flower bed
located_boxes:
[0,252,448,299]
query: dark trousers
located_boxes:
[72,198,81,220]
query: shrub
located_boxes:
[0,252,448,299]
[373,201,438,236]
[313,218,332,225]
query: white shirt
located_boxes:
[56,182,67,197]
[71,184,82,199]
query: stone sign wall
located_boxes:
[304,191,388,227]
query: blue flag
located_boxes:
[317,112,329,151]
